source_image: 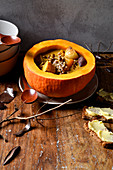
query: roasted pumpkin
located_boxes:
[23,39,95,97]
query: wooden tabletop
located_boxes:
[0,53,113,170]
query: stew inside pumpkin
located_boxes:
[35,46,87,75]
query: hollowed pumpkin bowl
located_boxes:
[23,39,95,98]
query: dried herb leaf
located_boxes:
[14,120,31,136]
[0,102,7,110]
[3,146,21,165]
[0,134,8,143]
[0,87,15,104]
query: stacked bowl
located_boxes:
[0,20,20,76]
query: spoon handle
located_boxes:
[21,75,30,90]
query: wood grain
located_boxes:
[0,53,113,170]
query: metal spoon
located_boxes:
[21,76,38,103]
[0,35,21,46]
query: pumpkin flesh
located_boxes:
[23,39,95,97]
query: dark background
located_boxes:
[0,0,113,52]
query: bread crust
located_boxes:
[82,106,113,123]
[84,121,113,148]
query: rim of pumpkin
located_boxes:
[24,39,95,80]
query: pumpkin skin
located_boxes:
[23,39,95,97]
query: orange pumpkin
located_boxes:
[23,39,95,97]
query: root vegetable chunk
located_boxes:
[65,46,78,59]
[42,61,56,73]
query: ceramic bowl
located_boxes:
[0,46,19,76]
[0,45,19,62]
[0,20,19,52]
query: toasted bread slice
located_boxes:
[82,106,113,122]
[84,120,113,148]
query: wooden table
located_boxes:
[0,53,113,170]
